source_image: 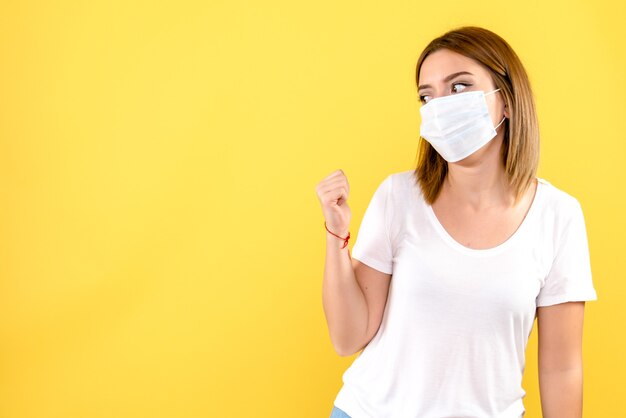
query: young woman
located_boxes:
[315,26,598,418]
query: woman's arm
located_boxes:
[536,301,586,418]
[316,170,392,357]
[322,235,391,356]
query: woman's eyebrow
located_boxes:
[418,71,474,91]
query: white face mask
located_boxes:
[419,89,506,163]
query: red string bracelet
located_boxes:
[324,222,350,249]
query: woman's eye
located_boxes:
[419,95,431,104]
[452,82,470,93]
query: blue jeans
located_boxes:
[331,405,521,417]
[330,405,351,418]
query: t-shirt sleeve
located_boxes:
[536,199,598,307]
[351,175,393,275]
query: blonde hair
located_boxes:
[414,26,539,204]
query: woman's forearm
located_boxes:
[322,233,368,357]
[539,368,583,418]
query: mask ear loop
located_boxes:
[494,115,506,130]
[486,88,506,130]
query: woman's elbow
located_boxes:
[331,337,365,357]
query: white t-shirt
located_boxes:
[333,170,598,418]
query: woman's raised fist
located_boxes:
[315,169,351,237]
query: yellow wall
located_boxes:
[1,1,623,417]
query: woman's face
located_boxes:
[418,48,509,130]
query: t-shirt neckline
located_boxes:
[422,178,545,257]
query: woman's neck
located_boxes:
[441,138,514,210]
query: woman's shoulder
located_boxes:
[369,170,422,216]
[535,177,585,220]
[537,177,582,205]
[386,170,420,193]
[380,170,422,202]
